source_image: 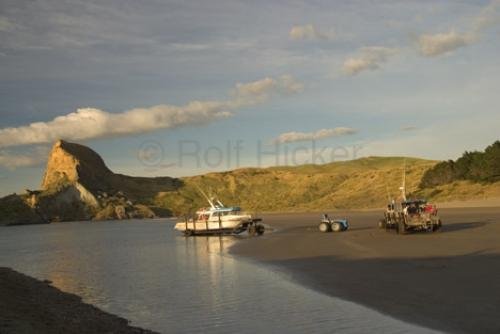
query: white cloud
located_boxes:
[0,76,303,148]
[289,24,333,41]
[417,31,474,57]
[417,1,500,57]
[342,47,398,75]
[274,127,357,144]
[234,75,304,102]
[0,146,49,170]
[278,75,305,94]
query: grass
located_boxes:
[6,155,498,221]
[416,180,500,202]
[155,157,438,215]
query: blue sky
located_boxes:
[1,0,499,196]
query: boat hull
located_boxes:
[174,218,251,234]
[174,215,264,235]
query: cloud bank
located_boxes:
[341,0,500,74]
[343,47,398,75]
[274,127,357,144]
[289,24,333,41]
[0,76,303,148]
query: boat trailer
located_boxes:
[182,217,265,237]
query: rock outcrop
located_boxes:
[41,140,181,201]
[41,140,113,192]
[0,194,47,226]
[0,140,181,224]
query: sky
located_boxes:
[1,0,499,196]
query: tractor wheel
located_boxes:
[256,224,265,235]
[433,220,442,232]
[248,225,257,236]
[397,220,407,234]
[318,222,331,233]
[331,222,342,232]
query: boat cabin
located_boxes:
[195,206,242,221]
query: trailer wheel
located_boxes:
[318,222,331,233]
[331,222,342,232]
[248,225,256,236]
[184,229,193,237]
[256,224,265,235]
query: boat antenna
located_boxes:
[195,184,215,209]
[206,187,225,208]
[399,159,407,201]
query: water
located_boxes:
[0,220,439,333]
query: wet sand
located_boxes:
[230,207,500,334]
[0,267,157,334]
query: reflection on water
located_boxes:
[0,220,439,333]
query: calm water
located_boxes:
[0,220,438,333]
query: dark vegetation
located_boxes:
[420,141,500,188]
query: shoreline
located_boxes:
[230,207,500,334]
[3,198,500,227]
[0,267,157,334]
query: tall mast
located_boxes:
[195,185,215,208]
[399,159,407,201]
[385,183,391,203]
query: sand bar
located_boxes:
[231,206,500,333]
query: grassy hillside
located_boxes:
[5,150,499,223]
[155,157,437,215]
[417,180,500,203]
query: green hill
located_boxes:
[155,157,437,215]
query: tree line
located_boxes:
[420,140,500,188]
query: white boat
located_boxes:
[174,195,264,236]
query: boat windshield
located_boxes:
[219,210,242,216]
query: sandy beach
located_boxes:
[230,206,500,334]
[0,267,157,334]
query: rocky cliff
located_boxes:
[42,140,181,200]
[41,140,113,192]
[1,140,179,224]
